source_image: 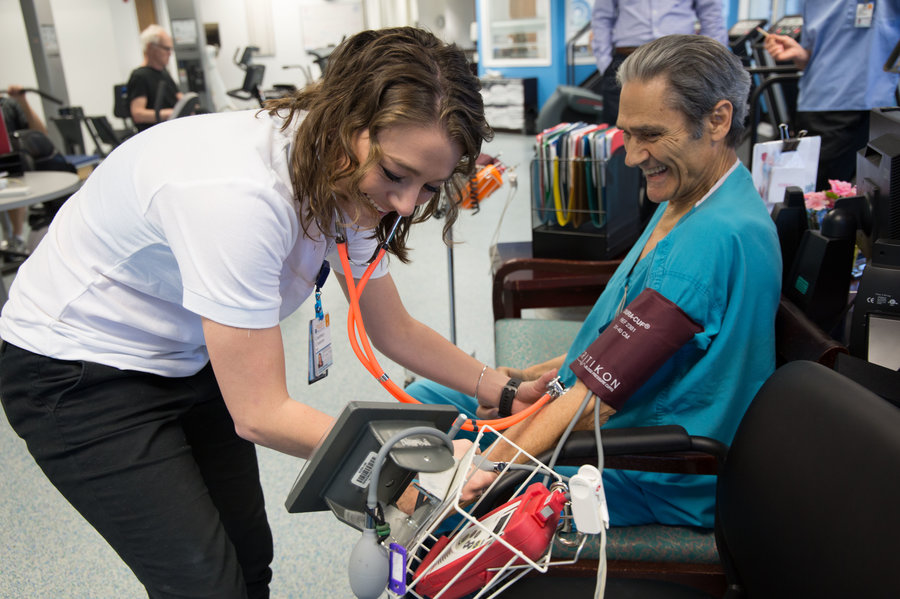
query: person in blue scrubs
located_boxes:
[408,34,782,528]
[763,0,900,189]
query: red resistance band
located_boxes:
[569,288,703,411]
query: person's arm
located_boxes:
[7,85,47,134]
[202,318,336,458]
[338,272,555,412]
[591,0,617,75]
[462,379,617,496]
[763,33,810,69]
[130,95,175,124]
[499,354,567,382]
[694,0,729,46]
[490,379,614,456]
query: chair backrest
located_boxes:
[86,116,119,146]
[113,83,131,121]
[717,361,900,598]
[49,116,86,155]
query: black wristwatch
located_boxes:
[498,378,522,418]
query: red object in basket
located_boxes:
[413,482,565,599]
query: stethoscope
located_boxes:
[334,212,553,432]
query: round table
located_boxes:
[0,170,82,211]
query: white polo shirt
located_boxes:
[0,109,386,377]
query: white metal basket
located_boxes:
[389,425,591,599]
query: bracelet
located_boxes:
[473,364,488,402]
[498,378,522,418]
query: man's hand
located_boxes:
[495,366,526,380]
[7,85,27,100]
[394,438,479,514]
[460,467,498,505]
[763,33,810,69]
[475,368,558,420]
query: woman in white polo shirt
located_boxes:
[0,27,546,599]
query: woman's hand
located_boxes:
[475,368,558,420]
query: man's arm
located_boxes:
[694,0,729,46]
[7,85,47,134]
[591,0,617,75]
[202,318,335,458]
[486,379,615,463]
[130,96,175,125]
[460,379,616,497]
[507,354,567,382]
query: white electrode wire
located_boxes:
[542,388,595,486]
[488,169,518,251]
[593,395,607,599]
[594,393,604,473]
[595,524,607,599]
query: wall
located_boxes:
[201,0,475,102]
[49,0,143,120]
[2,0,141,145]
[1,1,40,123]
[2,0,476,152]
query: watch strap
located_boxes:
[498,378,522,418]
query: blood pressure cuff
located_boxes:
[569,288,703,411]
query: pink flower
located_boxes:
[828,180,857,198]
[804,191,831,211]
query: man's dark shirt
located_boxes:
[126,66,180,132]
[1,97,29,132]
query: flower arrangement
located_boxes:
[804,179,857,229]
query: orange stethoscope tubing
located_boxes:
[335,225,552,433]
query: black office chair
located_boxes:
[113,83,135,130]
[84,115,134,157]
[49,114,87,156]
[500,360,900,598]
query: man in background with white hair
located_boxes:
[127,24,183,132]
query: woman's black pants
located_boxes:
[0,342,273,599]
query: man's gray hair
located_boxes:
[140,24,169,53]
[616,35,750,147]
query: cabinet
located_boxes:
[479,0,551,67]
[480,77,538,134]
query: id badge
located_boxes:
[855,2,874,28]
[308,313,334,384]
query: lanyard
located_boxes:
[314,260,330,320]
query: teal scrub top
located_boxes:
[557,162,781,526]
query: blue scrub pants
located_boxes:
[407,379,708,527]
[0,342,273,599]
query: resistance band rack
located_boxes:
[532,122,644,260]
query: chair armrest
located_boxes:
[492,256,620,320]
[548,428,727,476]
[776,295,848,368]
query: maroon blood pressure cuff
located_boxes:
[569,288,703,411]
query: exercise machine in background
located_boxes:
[228,46,266,106]
[776,112,900,373]
[228,46,296,108]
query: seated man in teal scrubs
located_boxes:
[408,34,782,528]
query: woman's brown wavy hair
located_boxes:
[266,27,492,262]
